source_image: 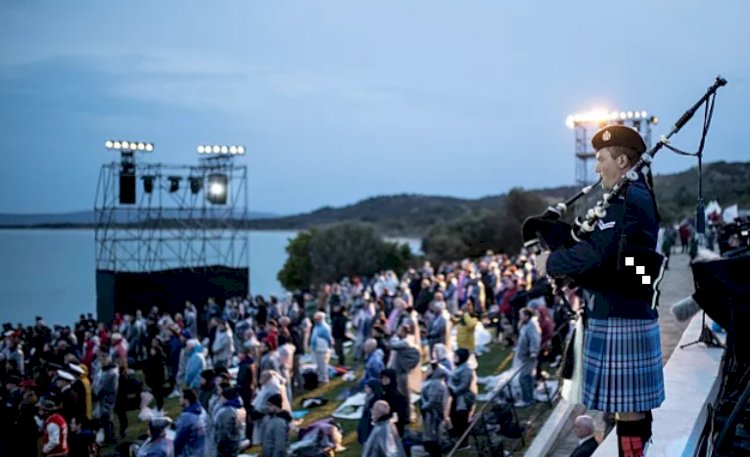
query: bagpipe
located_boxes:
[522,76,728,299]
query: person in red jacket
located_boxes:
[39,399,69,457]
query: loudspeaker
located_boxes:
[120,172,136,204]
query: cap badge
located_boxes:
[602,130,612,142]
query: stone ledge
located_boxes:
[524,399,579,457]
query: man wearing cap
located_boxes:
[39,399,69,457]
[68,363,92,420]
[56,369,79,424]
[537,125,664,457]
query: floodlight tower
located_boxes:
[565,110,659,185]
[94,141,250,322]
[193,144,249,271]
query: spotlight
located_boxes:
[168,176,181,193]
[197,144,246,155]
[650,116,659,125]
[105,140,154,152]
[207,173,228,204]
[142,175,155,194]
[189,176,203,194]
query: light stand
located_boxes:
[678,157,724,350]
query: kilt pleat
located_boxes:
[582,317,665,412]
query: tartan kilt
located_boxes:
[582,317,665,412]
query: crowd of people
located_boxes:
[0,250,576,457]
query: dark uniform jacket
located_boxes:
[547,175,661,320]
[570,436,598,457]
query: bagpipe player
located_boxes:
[536,125,665,457]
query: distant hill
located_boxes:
[0,210,278,227]
[247,161,750,234]
[3,161,748,234]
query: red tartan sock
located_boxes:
[618,436,645,457]
[617,418,651,457]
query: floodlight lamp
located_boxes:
[212,145,220,154]
[220,146,229,154]
[137,142,145,151]
[113,141,122,149]
[650,116,659,125]
[145,143,154,152]
[189,176,203,194]
[105,140,114,149]
[168,176,181,193]
[142,175,155,194]
[237,146,245,154]
[197,145,206,154]
[207,173,228,204]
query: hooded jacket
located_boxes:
[357,379,384,445]
[360,349,385,390]
[380,369,409,437]
[261,410,292,457]
[448,349,477,412]
[362,413,407,457]
[174,401,208,457]
[420,366,449,442]
[94,363,118,416]
[184,343,207,390]
[213,396,246,450]
[211,327,235,365]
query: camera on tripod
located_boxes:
[717,217,750,256]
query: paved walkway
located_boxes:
[548,252,694,457]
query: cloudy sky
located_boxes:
[0,1,747,215]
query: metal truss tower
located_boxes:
[94,151,248,273]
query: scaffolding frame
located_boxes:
[94,153,248,273]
